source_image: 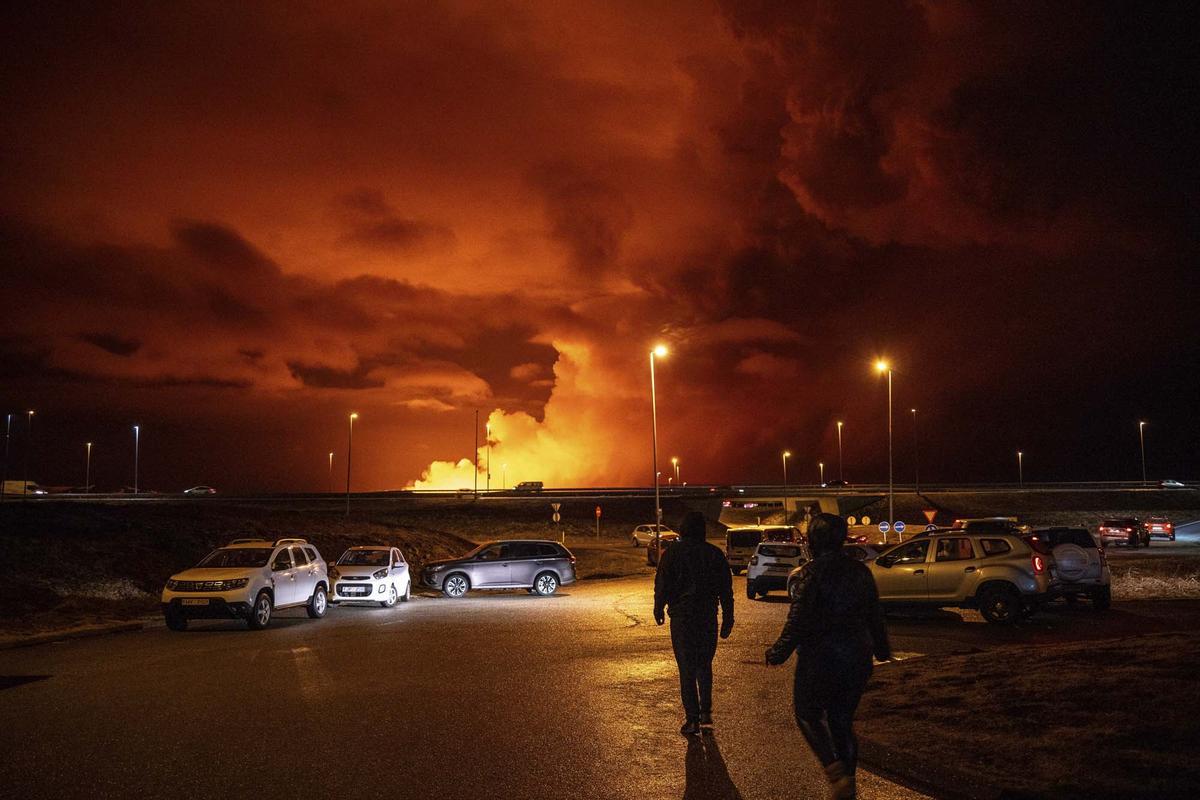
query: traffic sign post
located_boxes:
[894,520,906,536]
[595,505,602,538]
[923,509,937,524]
[878,520,891,544]
[551,503,563,542]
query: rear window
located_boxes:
[1037,529,1096,549]
[758,545,803,559]
[980,539,1012,557]
[1102,519,1137,527]
[536,544,562,557]
[729,531,762,548]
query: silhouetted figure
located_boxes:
[655,511,734,735]
[683,735,743,800]
[766,513,891,799]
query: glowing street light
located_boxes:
[345,413,358,516]
[836,420,844,483]
[1,413,10,500]
[486,422,492,492]
[327,451,334,494]
[1017,450,1024,488]
[85,442,92,494]
[671,456,680,486]
[24,410,35,497]
[875,360,894,526]
[1138,421,1147,486]
[819,461,825,485]
[132,424,140,495]
[649,345,668,532]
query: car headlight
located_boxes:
[222,578,249,590]
[166,579,178,590]
[372,568,389,580]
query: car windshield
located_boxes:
[197,548,273,568]
[758,545,802,558]
[729,531,762,548]
[337,550,389,566]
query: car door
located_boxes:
[391,548,409,592]
[924,537,979,600]
[871,539,931,601]
[471,544,510,587]
[271,547,299,606]
[504,542,540,586]
[291,546,316,603]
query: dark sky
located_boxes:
[1,1,1197,492]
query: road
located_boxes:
[0,577,927,800]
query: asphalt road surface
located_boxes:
[0,577,928,800]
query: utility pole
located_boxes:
[1,413,10,499]
[85,442,92,494]
[132,424,139,494]
[474,409,479,497]
[24,410,35,497]
[911,408,920,494]
[345,413,357,516]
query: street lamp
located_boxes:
[345,413,357,516]
[671,456,679,487]
[85,442,92,494]
[1,413,12,499]
[836,420,844,482]
[502,463,507,490]
[911,408,920,493]
[132,424,139,494]
[486,422,492,492]
[1018,450,1024,488]
[649,344,668,532]
[1138,421,1147,486]
[875,360,893,526]
[818,461,825,485]
[327,451,334,494]
[782,450,791,519]
[24,410,35,496]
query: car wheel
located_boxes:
[307,585,328,619]
[247,590,273,630]
[164,607,188,632]
[1091,585,1112,612]
[533,571,560,596]
[381,584,398,608]
[632,536,640,547]
[443,573,470,599]
[746,580,756,600]
[978,584,1022,624]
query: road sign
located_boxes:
[595,505,602,518]
[552,512,561,523]
[922,509,937,523]
[847,516,858,526]
[861,516,871,526]
[925,524,938,532]
[878,521,890,533]
[551,502,561,512]
[894,520,906,534]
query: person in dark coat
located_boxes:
[654,511,734,735]
[765,513,891,799]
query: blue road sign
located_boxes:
[894,520,906,534]
[878,521,890,533]
[925,524,938,532]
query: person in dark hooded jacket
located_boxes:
[654,511,734,735]
[765,513,890,800]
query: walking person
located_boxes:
[765,513,891,799]
[654,511,734,735]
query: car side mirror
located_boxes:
[875,556,893,568]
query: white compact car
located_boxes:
[631,524,674,547]
[746,541,808,600]
[161,538,329,631]
[330,546,412,607]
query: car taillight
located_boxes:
[1032,554,1045,575]
[569,555,577,566]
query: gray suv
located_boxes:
[422,540,577,598]
[868,531,1054,624]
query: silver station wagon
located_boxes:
[422,539,577,598]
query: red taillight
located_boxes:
[569,555,577,566]
[1032,554,1045,575]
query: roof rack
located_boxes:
[275,537,308,546]
[229,538,271,545]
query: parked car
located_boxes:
[1098,517,1149,548]
[725,526,795,574]
[422,540,575,598]
[161,538,329,631]
[1026,528,1110,611]
[631,523,674,547]
[647,532,680,566]
[183,485,216,496]
[867,531,1053,624]
[330,546,411,607]
[786,544,879,600]
[950,517,1029,535]
[822,480,851,488]
[1143,516,1176,541]
[747,542,808,599]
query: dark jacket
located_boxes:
[767,551,891,663]
[654,538,734,626]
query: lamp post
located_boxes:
[85,442,92,494]
[24,410,35,496]
[911,408,920,493]
[875,360,893,526]
[502,463,507,490]
[671,456,679,487]
[345,413,357,516]
[327,451,334,494]
[132,424,139,495]
[486,422,491,492]
[1018,450,1024,488]
[819,461,825,485]
[473,409,479,497]
[1,413,11,499]
[1138,421,1147,486]
[650,344,667,532]
[836,420,844,483]
[782,450,791,519]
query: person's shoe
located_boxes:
[698,712,713,727]
[679,718,701,736]
[823,761,856,799]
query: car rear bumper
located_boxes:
[161,598,252,619]
[748,575,789,591]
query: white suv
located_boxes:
[631,524,674,547]
[330,546,412,607]
[161,538,329,631]
[746,541,809,600]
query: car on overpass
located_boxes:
[513,481,544,494]
[183,485,216,496]
[161,538,329,631]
